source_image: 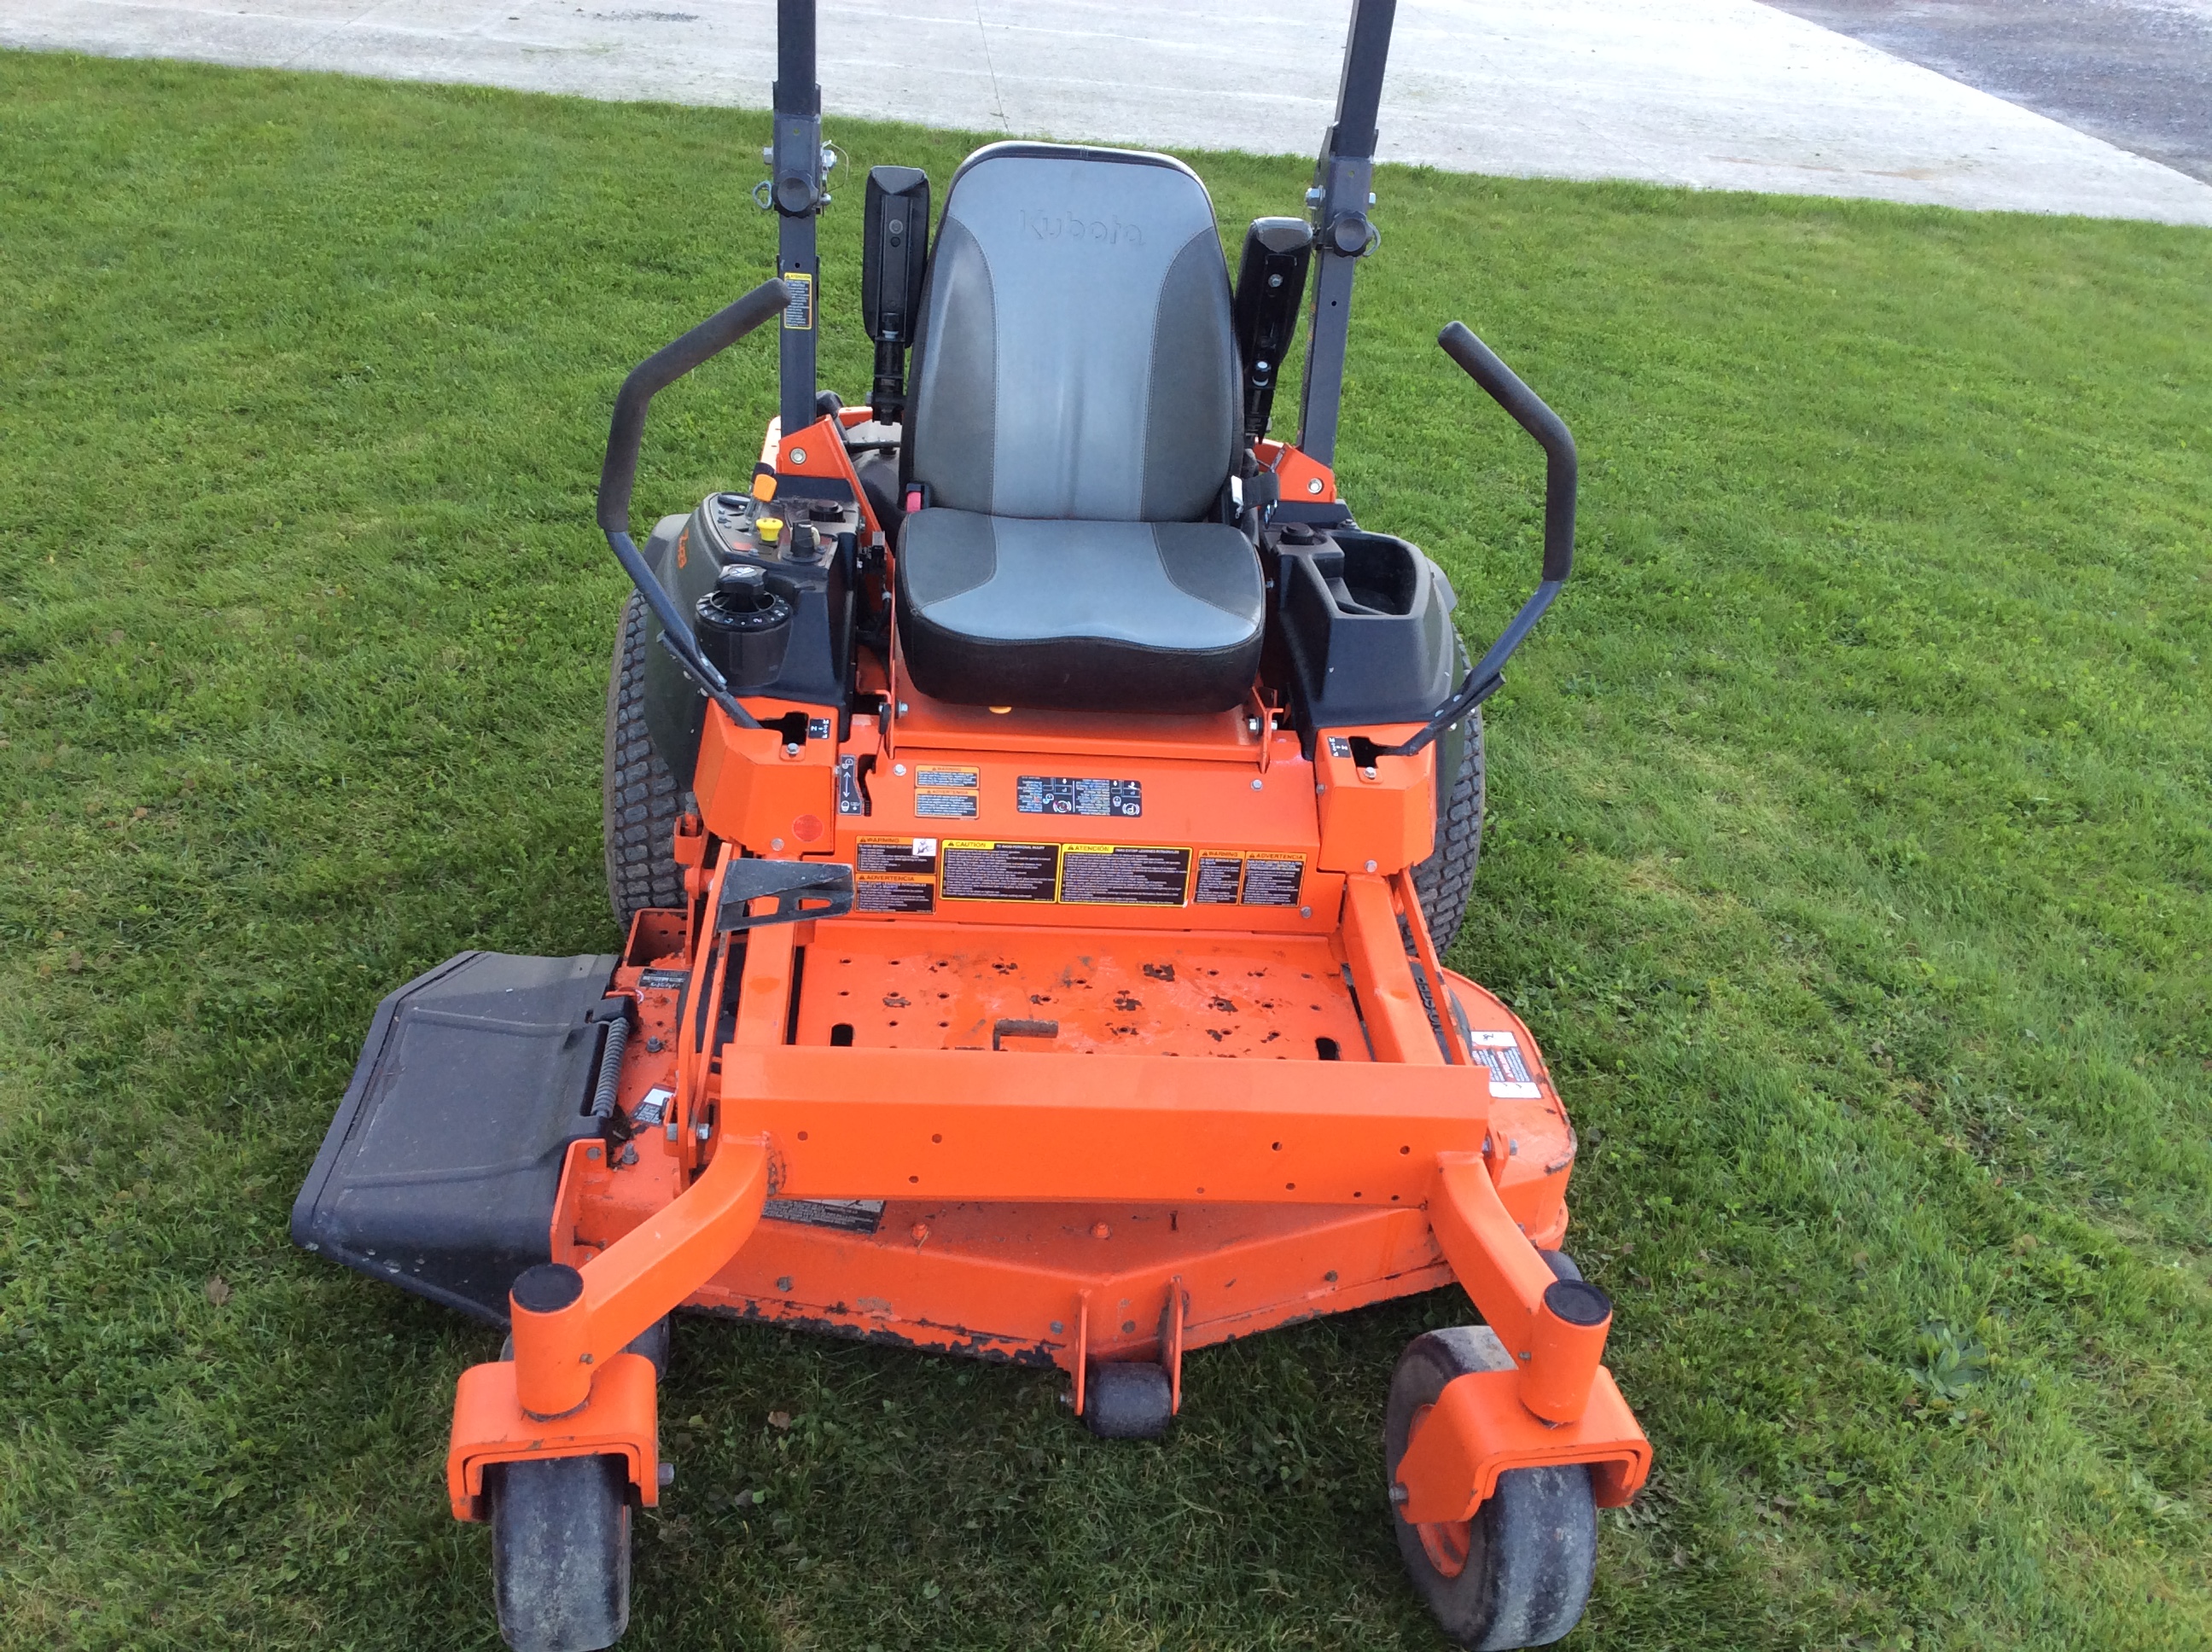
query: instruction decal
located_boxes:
[1059,845,1190,906]
[941,840,1060,902]
[915,766,977,789]
[1016,776,1143,817]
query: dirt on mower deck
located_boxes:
[794,922,1371,1059]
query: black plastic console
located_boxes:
[1268,522,1463,734]
[639,481,863,788]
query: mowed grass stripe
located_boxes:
[1,49,2207,1651]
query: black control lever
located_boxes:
[1232,217,1313,440]
[1368,323,1576,759]
[862,166,931,423]
[597,277,791,731]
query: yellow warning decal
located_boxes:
[940,841,1059,901]
[1059,844,1191,906]
[781,270,814,331]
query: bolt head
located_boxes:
[892,762,907,776]
[1299,905,1312,919]
[1389,1481,1410,1505]
[1250,777,1263,790]
[1307,477,1324,495]
[1091,1222,1110,1240]
[1364,858,1377,872]
[897,701,910,715]
[658,1462,676,1487]
[789,446,807,465]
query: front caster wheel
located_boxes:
[1083,1359,1172,1440]
[1384,1327,1598,1649]
[487,1452,632,1652]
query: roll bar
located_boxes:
[597,278,793,732]
[1295,0,1399,464]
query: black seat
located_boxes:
[896,143,1263,713]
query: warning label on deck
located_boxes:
[941,840,1060,901]
[915,766,978,790]
[859,837,938,875]
[914,790,979,819]
[1060,844,1190,906]
[855,838,938,914]
[1239,857,1305,907]
[1467,1030,1540,1097]
[1016,776,1143,817]
[855,877,935,914]
[1194,855,1245,905]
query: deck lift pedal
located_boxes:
[293,2,1650,1645]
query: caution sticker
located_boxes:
[941,841,1059,901]
[915,790,978,818]
[1060,844,1190,905]
[915,766,977,789]
[782,270,814,330]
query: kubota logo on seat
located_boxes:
[1021,210,1143,247]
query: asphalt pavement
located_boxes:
[1766,0,2212,183]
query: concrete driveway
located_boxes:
[6,0,2210,224]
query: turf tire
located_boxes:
[603,592,690,934]
[1385,1326,1598,1649]
[1412,710,1486,958]
[487,1452,632,1652]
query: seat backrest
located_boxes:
[906,143,1239,523]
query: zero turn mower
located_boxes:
[292,2,1650,1644]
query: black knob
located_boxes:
[715,562,774,611]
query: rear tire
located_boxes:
[1385,1326,1597,1649]
[603,592,689,934]
[487,1453,632,1652]
[1412,711,1486,957]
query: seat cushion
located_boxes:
[897,509,1264,713]
[906,144,1240,523]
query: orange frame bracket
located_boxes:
[509,1133,775,1420]
[1394,1365,1650,1522]
[447,1352,662,1523]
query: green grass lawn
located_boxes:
[3,47,2209,1651]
